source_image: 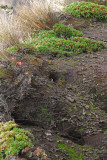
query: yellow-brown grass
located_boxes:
[0,0,64,60]
[63,0,80,5]
[15,0,60,31]
[0,13,27,48]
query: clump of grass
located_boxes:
[0,121,34,160]
[0,0,62,61]
[0,14,27,48]
[64,1,107,21]
[15,0,60,31]
[0,46,10,61]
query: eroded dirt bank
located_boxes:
[0,19,107,160]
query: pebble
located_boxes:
[66,96,75,103]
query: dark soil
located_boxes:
[0,18,107,159]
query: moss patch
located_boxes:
[56,137,100,160]
[58,142,83,160]
[64,1,107,21]
[36,105,53,125]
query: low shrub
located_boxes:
[53,23,83,38]
[36,45,73,57]
[7,24,105,57]
[33,36,105,55]
[0,121,34,160]
[32,30,56,39]
[34,37,81,52]
[64,1,107,21]
[70,37,105,52]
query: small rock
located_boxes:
[61,118,68,122]
[83,109,86,115]
[66,96,75,103]
[67,24,73,28]
[85,105,90,110]
[92,55,98,58]
[45,130,52,136]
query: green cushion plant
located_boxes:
[53,23,83,38]
[70,37,105,52]
[32,30,56,39]
[34,36,105,56]
[64,1,107,21]
[7,24,105,57]
[58,142,83,159]
[30,25,105,55]
[0,121,34,160]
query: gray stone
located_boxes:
[66,96,75,103]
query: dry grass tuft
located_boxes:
[0,13,27,48]
[15,0,60,31]
[0,0,64,60]
[63,0,80,5]
[0,13,27,60]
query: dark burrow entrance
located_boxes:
[56,123,85,145]
[61,133,85,145]
[49,72,59,82]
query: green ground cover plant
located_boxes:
[70,37,105,52]
[31,30,56,39]
[7,43,36,55]
[53,23,83,38]
[8,24,105,56]
[34,36,104,55]
[0,121,34,160]
[0,0,60,55]
[58,142,83,160]
[64,1,107,21]
[57,138,100,160]
[7,45,19,54]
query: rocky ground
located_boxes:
[0,14,107,160]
